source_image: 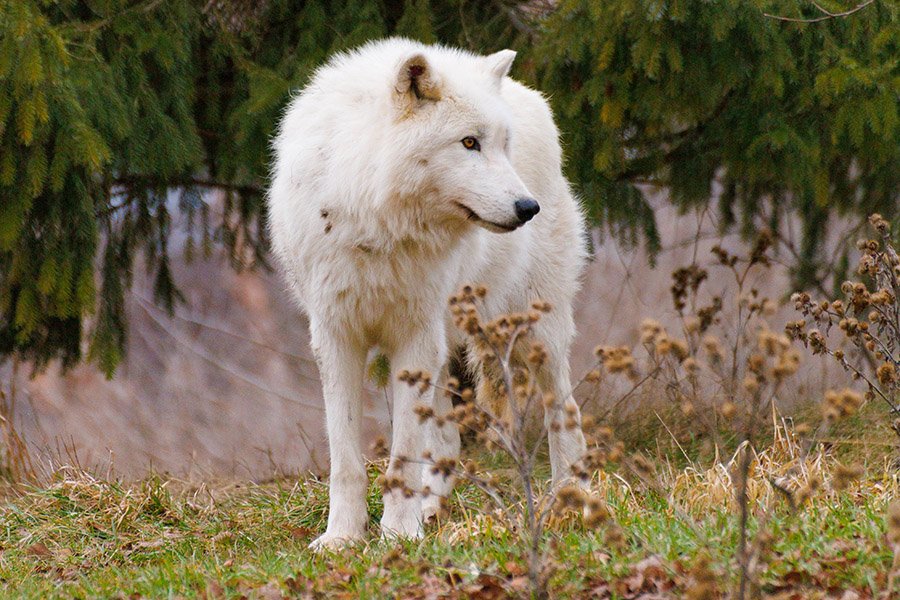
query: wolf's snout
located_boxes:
[514,198,540,224]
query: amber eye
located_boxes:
[461,136,481,151]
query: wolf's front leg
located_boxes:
[382,328,446,540]
[309,327,369,550]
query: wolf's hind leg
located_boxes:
[421,364,461,523]
[533,312,587,488]
[382,326,446,540]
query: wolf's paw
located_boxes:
[421,496,444,525]
[308,530,364,552]
[380,511,424,541]
[381,490,424,541]
[379,524,424,542]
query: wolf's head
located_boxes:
[384,47,538,233]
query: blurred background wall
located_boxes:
[2,190,854,480]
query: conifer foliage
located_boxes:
[536,0,898,277]
[0,0,896,375]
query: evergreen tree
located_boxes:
[536,0,898,279]
[0,0,896,374]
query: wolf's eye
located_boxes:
[461,136,481,151]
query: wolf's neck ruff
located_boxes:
[325,194,478,256]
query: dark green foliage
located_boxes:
[0,0,897,374]
[536,0,898,277]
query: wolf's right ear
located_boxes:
[485,49,516,82]
[395,53,442,108]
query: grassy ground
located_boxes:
[0,411,898,598]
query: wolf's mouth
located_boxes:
[454,202,518,233]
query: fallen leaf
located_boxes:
[615,555,675,599]
[284,575,313,595]
[204,580,225,600]
[461,573,507,600]
[25,543,52,559]
[503,561,527,577]
[290,527,314,540]
[256,581,284,600]
[507,576,530,592]
[211,531,234,543]
[133,539,167,551]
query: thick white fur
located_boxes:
[268,38,587,549]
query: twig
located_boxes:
[764,0,876,23]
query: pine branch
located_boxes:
[62,0,168,34]
[98,176,263,217]
[492,0,538,39]
[615,90,735,183]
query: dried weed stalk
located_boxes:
[386,285,654,599]
[788,214,900,430]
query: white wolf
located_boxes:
[268,38,587,549]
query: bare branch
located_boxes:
[764,0,876,23]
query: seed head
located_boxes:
[632,454,656,480]
[683,316,701,334]
[556,484,587,511]
[595,425,614,443]
[790,424,810,439]
[784,319,806,340]
[773,349,801,379]
[531,300,552,313]
[747,353,765,374]
[640,319,664,344]
[430,458,456,479]
[372,436,389,458]
[833,463,863,491]
[527,342,547,367]
[720,401,737,419]
[414,404,435,423]
[869,213,889,234]
[823,388,864,421]
[584,496,610,528]
[604,524,627,550]
[758,329,789,356]
[608,442,624,463]
[542,392,558,411]
[685,554,718,600]
[742,375,759,394]
[877,362,896,386]
[702,335,723,361]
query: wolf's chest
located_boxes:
[308,241,462,335]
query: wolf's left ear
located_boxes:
[395,53,442,105]
[485,49,516,82]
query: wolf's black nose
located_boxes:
[514,198,540,223]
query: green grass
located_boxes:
[0,446,896,599]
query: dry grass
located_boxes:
[1,217,896,597]
[436,408,899,536]
[0,411,896,598]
